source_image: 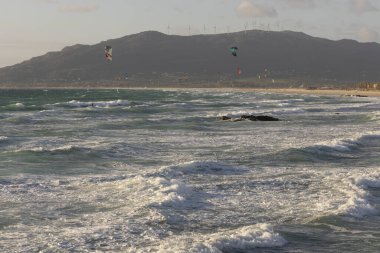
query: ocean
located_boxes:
[0,88,380,252]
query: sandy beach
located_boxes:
[128,87,380,97]
[2,84,380,97]
[241,88,380,97]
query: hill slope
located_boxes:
[1,30,379,87]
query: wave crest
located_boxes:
[158,161,248,177]
[55,99,130,108]
[157,223,287,253]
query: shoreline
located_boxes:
[145,87,380,97]
[1,86,379,97]
[242,88,380,97]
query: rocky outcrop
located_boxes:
[220,115,280,122]
[240,115,280,121]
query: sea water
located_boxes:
[0,89,380,252]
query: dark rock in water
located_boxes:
[241,114,261,121]
[345,94,368,97]
[220,115,280,122]
[240,115,280,121]
[253,115,280,121]
[240,114,253,119]
[220,116,231,120]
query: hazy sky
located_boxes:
[1,0,379,67]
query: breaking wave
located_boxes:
[156,223,287,253]
[157,160,249,177]
[12,145,83,153]
[275,132,380,162]
[334,171,380,218]
[57,99,130,108]
[0,136,8,142]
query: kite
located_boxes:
[229,47,238,57]
[105,46,112,61]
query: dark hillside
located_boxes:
[1,30,379,87]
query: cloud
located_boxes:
[236,0,277,18]
[357,27,380,42]
[349,0,378,13]
[60,4,99,13]
[285,0,315,9]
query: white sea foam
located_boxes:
[324,170,380,219]
[75,175,195,210]
[209,224,287,250]
[5,138,108,154]
[269,107,306,115]
[59,99,129,108]
[370,112,380,121]
[8,144,80,153]
[157,102,190,108]
[0,189,167,252]
[156,223,287,253]
[336,194,375,218]
[312,132,380,154]
[214,107,306,118]
[159,160,248,177]
[215,110,253,117]
[355,173,380,189]
[149,177,189,206]
[312,140,357,154]
[6,102,25,108]
[336,178,378,218]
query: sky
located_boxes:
[1,0,379,68]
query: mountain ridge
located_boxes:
[1,30,379,87]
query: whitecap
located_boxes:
[355,174,380,189]
[142,177,187,205]
[209,224,287,251]
[9,144,80,153]
[309,132,380,155]
[57,99,130,108]
[325,170,380,219]
[87,175,195,209]
[216,110,253,117]
[158,160,248,177]
[156,223,287,253]
[3,102,25,109]
[269,107,306,115]
[335,177,378,218]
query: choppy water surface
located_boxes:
[1,88,380,252]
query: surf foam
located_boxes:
[156,223,287,253]
[59,99,129,108]
[308,132,380,155]
[0,136,8,142]
[158,161,248,177]
[329,170,380,218]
